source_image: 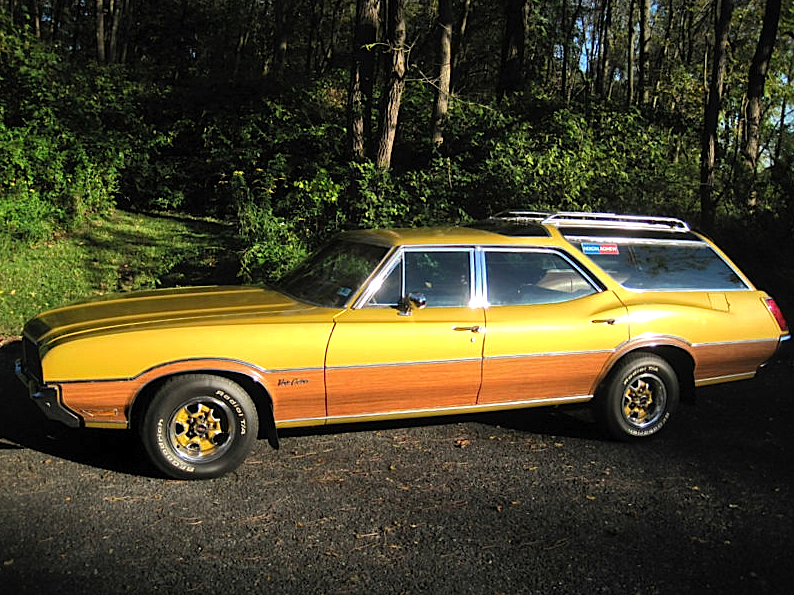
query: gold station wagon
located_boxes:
[16,212,790,479]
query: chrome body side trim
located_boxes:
[275,394,593,428]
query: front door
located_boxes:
[325,248,484,419]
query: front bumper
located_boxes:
[15,359,81,428]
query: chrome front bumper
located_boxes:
[15,359,81,428]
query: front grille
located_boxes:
[22,338,43,382]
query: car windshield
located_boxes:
[277,239,390,307]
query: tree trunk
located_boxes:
[431,0,453,147]
[627,0,635,106]
[595,0,612,98]
[107,0,129,64]
[96,0,106,64]
[375,0,407,170]
[451,0,471,86]
[271,0,289,79]
[652,0,674,109]
[26,0,41,37]
[49,0,66,41]
[741,0,781,173]
[699,0,734,234]
[347,0,381,161]
[499,0,526,97]
[638,0,651,105]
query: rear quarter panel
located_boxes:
[618,289,783,384]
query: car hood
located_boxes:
[24,285,322,347]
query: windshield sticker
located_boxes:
[582,243,619,256]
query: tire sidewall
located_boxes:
[599,356,679,440]
[141,375,258,479]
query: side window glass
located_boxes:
[405,250,472,307]
[486,251,596,306]
[576,241,748,291]
[368,259,403,306]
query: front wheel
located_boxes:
[594,353,679,440]
[140,374,259,479]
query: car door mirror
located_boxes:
[397,292,427,315]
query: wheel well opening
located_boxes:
[129,371,279,448]
[618,346,696,403]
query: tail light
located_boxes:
[764,297,789,333]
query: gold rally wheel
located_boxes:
[595,353,679,440]
[141,374,259,479]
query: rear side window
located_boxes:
[574,240,748,291]
[485,250,597,305]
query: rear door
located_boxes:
[478,248,628,405]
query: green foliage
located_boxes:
[0,180,54,241]
[0,18,146,242]
[436,99,700,221]
[237,197,307,284]
[2,1,792,292]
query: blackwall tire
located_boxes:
[595,353,679,441]
[140,374,259,479]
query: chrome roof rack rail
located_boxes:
[492,210,550,222]
[541,211,690,232]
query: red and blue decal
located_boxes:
[582,243,619,256]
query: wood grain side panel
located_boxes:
[326,360,480,418]
[59,359,326,426]
[60,381,135,424]
[266,369,326,422]
[478,351,611,404]
[692,340,779,382]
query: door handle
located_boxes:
[591,318,616,325]
[454,325,481,333]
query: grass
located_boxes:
[0,210,240,336]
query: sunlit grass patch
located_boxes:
[0,210,239,335]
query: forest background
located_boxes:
[1,0,793,327]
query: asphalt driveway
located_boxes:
[1,338,792,595]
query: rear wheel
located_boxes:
[595,353,679,440]
[140,374,258,479]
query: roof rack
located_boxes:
[492,210,550,222]
[493,211,690,232]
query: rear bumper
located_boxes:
[775,335,792,364]
[15,359,81,428]
[755,335,792,380]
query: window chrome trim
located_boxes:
[352,246,403,308]
[355,244,608,309]
[353,245,479,309]
[479,246,605,306]
[566,235,752,292]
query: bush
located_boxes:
[237,197,307,283]
[0,184,54,241]
[1,20,142,241]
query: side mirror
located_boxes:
[397,292,427,316]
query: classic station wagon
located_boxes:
[16,212,790,479]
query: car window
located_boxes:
[368,249,473,308]
[573,239,748,291]
[485,250,597,305]
[279,239,389,307]
[369,258,403,306]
